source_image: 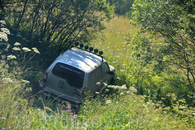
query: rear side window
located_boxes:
[102,62,110,77]
[88,66,103,86]
[52,62,84,89]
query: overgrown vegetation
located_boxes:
[2,0,114,66]
[0,0,195,129]
[131,0,195,92]
[107,0,135,16]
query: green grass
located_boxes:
[91,16,139,87]
[0,16,195,129]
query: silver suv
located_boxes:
[39,43,115,107]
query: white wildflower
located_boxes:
[7,55,17,60]
[5,44,10,49]
[2,77,13,83]
[120,92,124,96]
[0,20,6,25]
[96,82,101,86]
[103,82,108,87]
[14,42,21,46]
[107,85,113,88]
[1,28,10,34]
[21,79,30,84]
[32,47,40,54]
[0,32,8,41]
[95,92,100,95]
[113,85,120,89]
[120,84,127,90]
[12,47,21,51]
[126,91,133,95]
[106,89,109,92]
[106,100,112,104]
[120,69,125,72]
[22,47,31,52]
[129,87,137,93]
[116,77,121,80]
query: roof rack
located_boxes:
[71,41,104,61]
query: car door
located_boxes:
[87,66,103,93]
[101,62,113,84]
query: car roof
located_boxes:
[56,48,103,73]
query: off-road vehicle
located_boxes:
[39,42,115,107]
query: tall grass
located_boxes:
[91,16,138,86]
[1,80,194,129]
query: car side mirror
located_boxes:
[107,71,115,76]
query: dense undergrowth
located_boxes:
[0,16,195,129]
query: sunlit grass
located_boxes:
[91,16,139,86]
[1,80,194,129]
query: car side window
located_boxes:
[88,66,103,86]
[102,62,110,77]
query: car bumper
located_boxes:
[39,87,84,108]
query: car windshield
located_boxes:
[52,62,84,89]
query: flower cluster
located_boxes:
[22,47,31,52]
[2,77,13,83]
[0,32,8,41]
[7,55,17,60]
[32,47,40,54]
[1,28,10,35]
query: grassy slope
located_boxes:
[0,16,195,129]
[91,16,139,87]
[87,16,195,129]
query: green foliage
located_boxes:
[92,15,195,128]
[79,93,195,129]
[129,31,195,107]
[131,0,195,90]
[107,0,135,16]
[0,0,19,19]
[2,77,194,130]
[3,0,114,66]
[0,21,42,93]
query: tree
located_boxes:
[0,0,19,19]
[4,0,114,66]
[107,0,135,16]
[131,0,195,90]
